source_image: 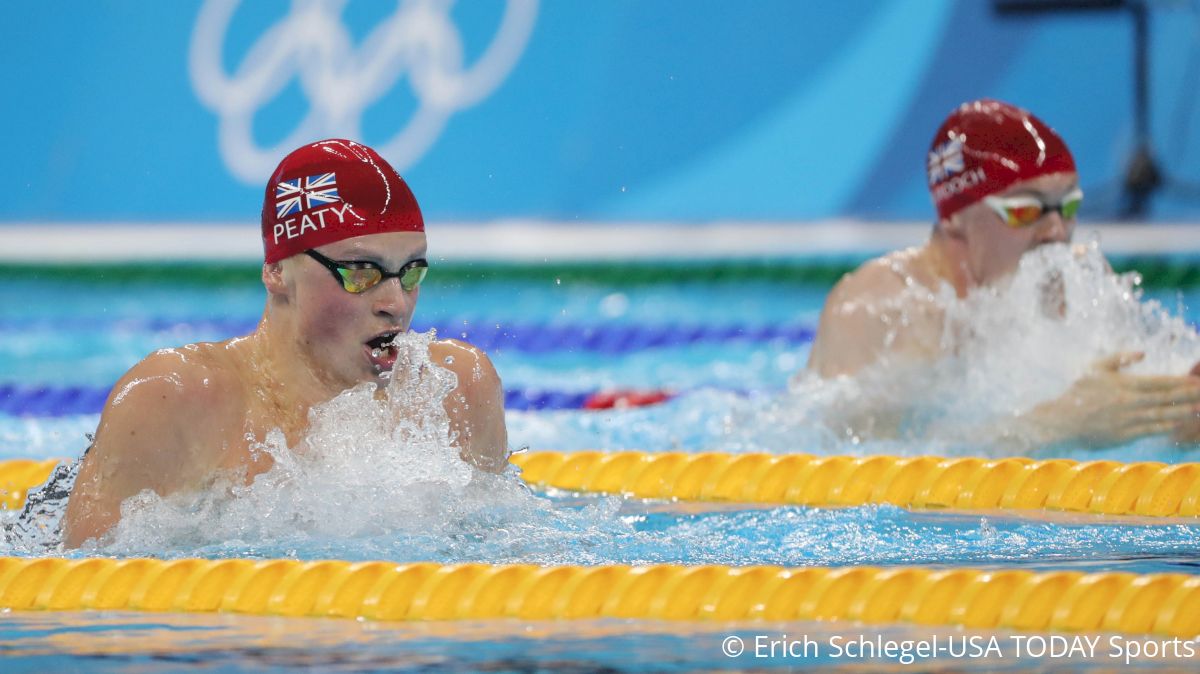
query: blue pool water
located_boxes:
[1,252,1199,671]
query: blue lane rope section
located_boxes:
[0,318,815,354]
[0,384,659,417]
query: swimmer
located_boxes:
[61,140,507,547]
[807,99,1200,448]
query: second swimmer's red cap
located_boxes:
[261,139,424,263]
[927,99,1076,221]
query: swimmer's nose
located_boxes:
[371,277,416,323]
[1037,211,1071,244]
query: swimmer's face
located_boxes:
[948,172,1078,285]
[283,231,427,389]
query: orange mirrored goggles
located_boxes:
[305,249,428,293]
[983,188,1083,228]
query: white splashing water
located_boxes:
[54,330,623,557]
[720,242,1200,457]
[4,264,1198,564]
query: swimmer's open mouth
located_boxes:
[366,332,400,350]
[365,331,401,372]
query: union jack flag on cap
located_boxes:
[927,137,964,186]
[275,173,341,219]
[926,100,1075,221]
[260,139,424,263]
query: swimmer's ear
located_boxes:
[262,262,288,296]
[939,213,966,239]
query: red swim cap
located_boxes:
[927,99,1075,221]
[261,139,424,263]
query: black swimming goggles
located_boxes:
[304,249,429,293]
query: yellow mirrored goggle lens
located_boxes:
[1060,196,1082,221]
[400,265,427,292]
[337,267,383,293]
[336,264,427,293]
[989,191,1084,229]
[1004,204,1045,227]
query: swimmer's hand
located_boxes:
[1021,352,1200,449]
[1169,361,1200,444]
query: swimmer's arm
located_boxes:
[807,265,939,378]
[998,353,1200,450]
[62,355,220,547]
[807,296,887,377]
[435,340,509,473]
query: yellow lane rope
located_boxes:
[0,558,1195,635]
[510,451,1200,517]
[4,453,1200,516]
[0,459,60,511]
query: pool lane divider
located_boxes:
[3,452,1199,517]
[0,557,1195,635]
[0,317,817,354]
[2,255,1198,288]
[0,384,678,416]
[510,451,1200,518]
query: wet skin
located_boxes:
[62,232,508,548]
[808,173,1080,379]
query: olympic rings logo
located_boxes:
[189,0,538,184]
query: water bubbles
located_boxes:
[774,352,799,373]
[85,331,490,554]
[979,516,997,541]
[709,244,1200,459]
[599,292,629,318]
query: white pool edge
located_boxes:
[3,221,1200,262]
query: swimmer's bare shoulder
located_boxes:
[63,342,245,547]
[429,339,508,473]
[807,249,944,378]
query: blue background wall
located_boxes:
[4,0,1200,223]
